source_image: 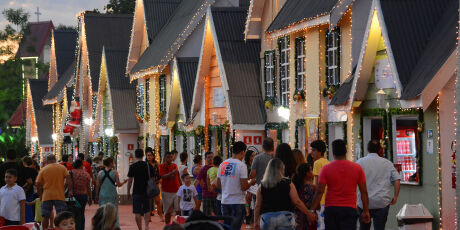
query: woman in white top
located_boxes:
[178,152,189,179]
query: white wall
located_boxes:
[117,133,139,195]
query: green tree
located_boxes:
[104,0,135,14]
[1,8,29,34]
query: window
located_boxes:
[159,75,166,112]
[295,37,305,91]
[264,51,275,98]
[137,83,144,117]
[392,116,420,185]
[279,36,290,107]
[145,78,150,115]
[326,28,340,86]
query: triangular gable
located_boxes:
[127,0,182,74]
[95,48,138,136]
[331,0,400,109]
[129,0,213,80]
[170,57,199,122]
[17,21,54,58]
[192,7,264,127]
[83,13,133,92]
[331,0,457,111]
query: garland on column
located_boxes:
[294,119,305,149]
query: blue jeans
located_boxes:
[221,204,245,230]
[215,199,222,216]
[260,211,296,230]
[74,194,88,230]
[358,205,390,230]
[181,209,193,216]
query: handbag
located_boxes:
[146,162,160,198]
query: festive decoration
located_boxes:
[265,122,289,144]
[322,85,337,99]
[264,97,276,110]
[293,90,305,102]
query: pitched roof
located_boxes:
[17,21,54,58]
[382,0,458,99]
[104,49,139,131]
[84,13,133,92]
[266,0,336,33]
[211,7,265,125]
[43,61,74,104]
[144,0,182,42]
[8,102,25,127]
[130,0,212,75]
[29,79,53,145]
[53,30,77,77]
[329,66,355,105]
[177,57,199,120]
[330,0,458,105]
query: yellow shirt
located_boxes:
[36,163,69,202]
[34,198,42,222]
[313,157,330,205]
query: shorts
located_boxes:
[196,193,202,201]
[41,200,67,218]
[162,192,178,215]
[132,194,150,215]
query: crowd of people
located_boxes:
[137,137,400,230]
[0,136,400,230]
[0,149,127,230]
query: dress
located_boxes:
[296,184,315,230]
[98,170,119,227]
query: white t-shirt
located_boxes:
[176,184,198,210]
[0,184,26,221]
[217,158,247,205]
[179,165,188,179]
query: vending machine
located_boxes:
[395,129,417,182]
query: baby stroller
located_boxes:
[183,210,233,230]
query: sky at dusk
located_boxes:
[0,0,108,29]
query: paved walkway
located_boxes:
[84,204,165,230]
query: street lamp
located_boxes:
[105,128,114,137]
[51,133,57,141]
[277,107,290,120]
[376,89,388,109]
[31,136,38,142]
[84,118,93,125]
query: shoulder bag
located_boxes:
[146,162,160,198]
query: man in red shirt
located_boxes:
[59,154,73,170]
[312,139,370,229]
[77,154,93,178]
[159,151,181,224]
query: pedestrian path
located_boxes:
[84,204,165,230]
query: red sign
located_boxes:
[44,147,49,152]
[254,136,262,145]
[243,136,252,145]
[128,144,134,150]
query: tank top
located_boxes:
[261,178,294,214]
[192,165,202,194]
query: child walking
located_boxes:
[177,174,198,216]
[26,197,43,224]
[0,169,26,226]
[293,163,316,230]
